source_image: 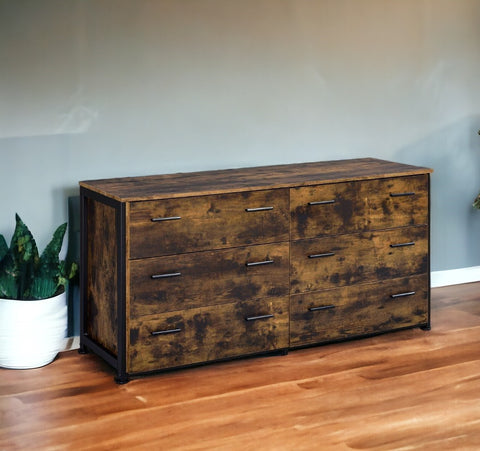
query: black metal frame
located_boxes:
[420,172,432,331]
[79,187,129,383]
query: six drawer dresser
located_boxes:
[79,158,432,383]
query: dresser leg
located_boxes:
[420,323,431,331]
[78,345,89,355]
[114,373,130,385]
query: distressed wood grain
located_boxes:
[128,297,289,373]
[80,158,432,201]
[129,189,289,258]
[130,242,289,317]
[290,225,428,294]
[290,174,429,240]
[290,274,429,346]
[85,197,118,355]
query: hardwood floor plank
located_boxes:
[1,283,480,450]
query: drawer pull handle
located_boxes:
[245,314,274,321]
[309,304,336,312]
[151,272,182,279]
[246,259,274,267]
[151,328,182,336]
[308,200,336,206]
[151,216,182,222]
[308,252,335,259]
[390,242,415,248]
[390,192,415,197]
[391,291,416,299]
[245,206,274,212]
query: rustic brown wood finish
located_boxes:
[130,242,289,317]
[290,226,428,293]
[81,158,431,200]
[79,158,432,382]
[84,198,118,355]
[129,297,289,373]
[129,189,290,258]
[290,174,428,239]
[290,274,429,346]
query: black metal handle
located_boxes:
[391,291,416,299]
[309,305,335,312]
[245,206,274,212]
[390,242,415,248]
[390,192,415,197]
[151,328,182,336]
[308,252,335,259]
[245,259,274,267]
[308,200,336,206]
[151,272,182,279]
[245,314,274,321]
[151,216,181,222]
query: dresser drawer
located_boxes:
[290,275,429,347]
[128,189,289,258]
[290,226,428,294]
[129,243,289,317]
[291,175,428,240]
[128,297,289,373]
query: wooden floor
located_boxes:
[1,283,480,450]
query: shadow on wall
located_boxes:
[394,115,480,271]
[67,196,80,337]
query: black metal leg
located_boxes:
[114,372,130,384]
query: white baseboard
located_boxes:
[61,267,480,353]
[431,266,480,288]
[63,336,80,352]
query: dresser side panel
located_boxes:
[85,196,118,355]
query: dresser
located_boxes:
[79,158,432,383]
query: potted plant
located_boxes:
[0,214,77,369]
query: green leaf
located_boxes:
[10,214,39,299]
[474,193,480,209]
[0,215,74,300]
[29,277,58,300]
[0,249,18,299]
[29,223,67,299]
[0,234,7,262]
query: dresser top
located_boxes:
[80,158,432,202]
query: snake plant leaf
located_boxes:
[0,247,18,299]
[29,222,67,299]
[0,234,8,261]
[11,214,39,262]
[0,215,76,300]
[10,214,39,299]
[474,193,480,209]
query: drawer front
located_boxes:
[128,297,289,373]
[291,175,428,240]
[290,226,428,294]
[129,189,289,259]
[290,275,429,347]
[130,243,289,317]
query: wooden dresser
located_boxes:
[79,158,432,383]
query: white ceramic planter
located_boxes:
[0,291,67,369]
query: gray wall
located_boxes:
[2,0,480,272]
